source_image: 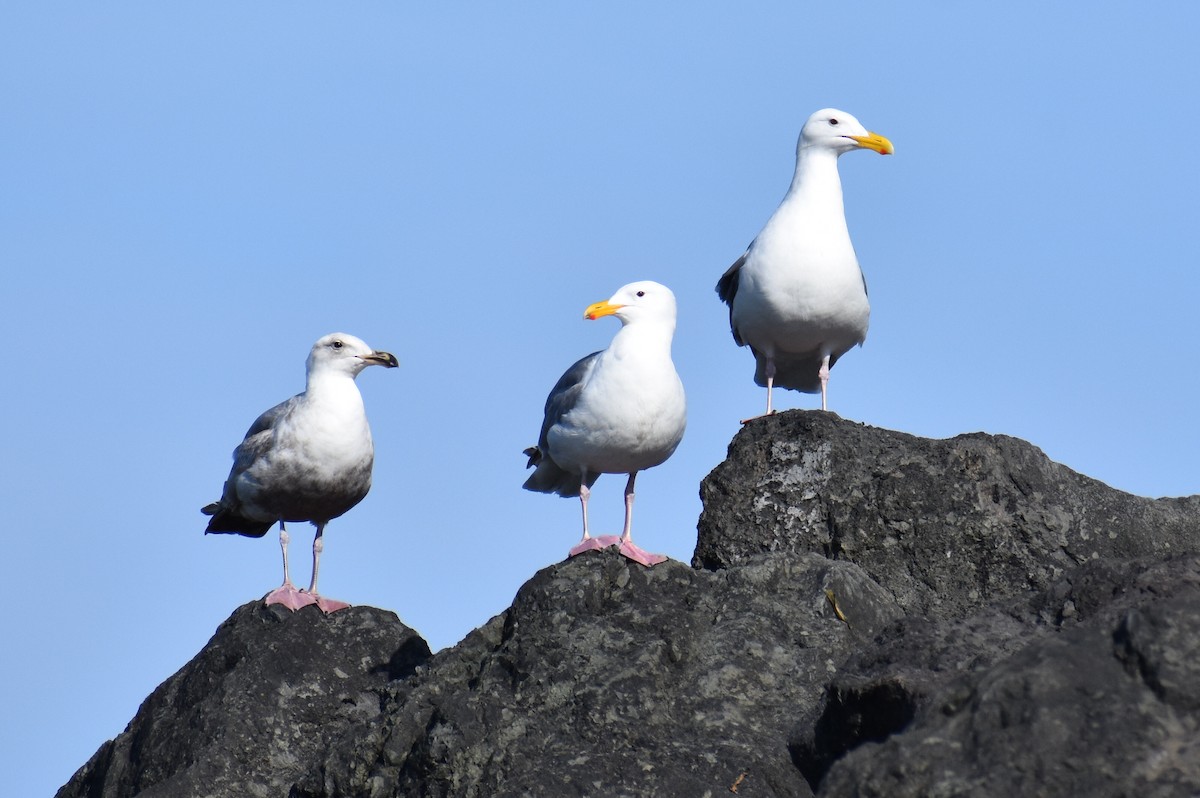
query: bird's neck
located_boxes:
[787,147,845,212]
[608,321,675,362]
[304,371,365,411]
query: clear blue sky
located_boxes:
[5,4,1198,795]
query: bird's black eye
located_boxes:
[829,118,839,126]
[636,290,645,297]
[331,340,343,349]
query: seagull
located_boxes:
[202,332,398,613]
[717,108,893,417]
[523,281,687,567]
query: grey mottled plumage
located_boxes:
[202,332,398,612]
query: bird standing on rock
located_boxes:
[202,332,398,613]
[717,108,893,418]
[523,281,687,567]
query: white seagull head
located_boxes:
[583,280,678,329]
[306,332,399,379]
[798,108,894,157]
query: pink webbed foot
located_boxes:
[265,582,318,611]
[568,535,621,558]
[312,594,351,614]
[617,539,668,567]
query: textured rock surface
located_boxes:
[56,601,430,798]
[294,550,900,798]
[801,555,1200,797]
[58,411,1200,797]
[696,411,1200,621]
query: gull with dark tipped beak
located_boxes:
[202,332,398,613]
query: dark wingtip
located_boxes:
[715,275,729,300]
[203,507,274,538]
[716,251,746,304]
[523,446,542,469]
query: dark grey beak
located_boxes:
[361,350,399,368]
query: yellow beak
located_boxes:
[584,300,623,320]
[849,131,895,155]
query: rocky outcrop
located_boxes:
[57,602,430,798]
[293,550,903,798]
[696,412,1200,620]
[58,411,1200,797]
[798,554,1200,797]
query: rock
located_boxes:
[295,549,902,798]
[696,411,1200,620]
[57,411,1200,797]
[55,601,430,798]
[799,555,1200,797]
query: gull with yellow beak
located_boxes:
[523,281,686,567]
[717,108,893,417]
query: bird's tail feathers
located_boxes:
[202,504,274,538]
[522,446,596,497]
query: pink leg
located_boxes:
[818,354,831,411]
[568,479,619,557]
[265,521,317,611]
[579,482,591,539]
[743,358,777,424]
[307,523,350,614]
[765,358,776,416]
[620,472,636,540]
[617,472,667,567]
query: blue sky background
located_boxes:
[4,4,1198,794]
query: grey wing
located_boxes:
[228,395,298,473]
[537,352,600,450]
[243,394,299,440]
[521,352,601,497]
[202,395,299,536]
[716,247,750,346]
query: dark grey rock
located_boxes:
[803,555,1200,798]
[294,549,902,798]
[55,601,430,798]
[58,411,1200,797]
[696,411,1200,620]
